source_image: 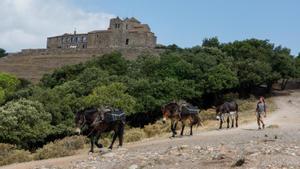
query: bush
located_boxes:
[0,99,52,150]
[34,136,86,160]
[0,143,32,166]
[124,128,146,143]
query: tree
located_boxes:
[0,99,52,150]
[0,72,20,104]
[271,46,296,90]
[202,37,220,48]
[203,64,238,93]
[0,48,7,58]
[84,83,136,114]
[295,54,300,78]
[29,86,77,136]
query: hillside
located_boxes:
[2,90,300,169]
[0,48,161,83]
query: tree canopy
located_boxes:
[0,48,7,58]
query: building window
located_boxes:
[126,24,128,29]
[126,39,129,45]
[115,23,121,29]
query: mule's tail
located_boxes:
[193,114,203,127]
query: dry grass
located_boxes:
[124,128,146,143]
[0,143,33,166]
[34,136,87,160]
[143,121,171,137]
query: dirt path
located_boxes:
[2,90,300,169]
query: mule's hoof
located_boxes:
[96,144,103,148]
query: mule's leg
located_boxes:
[95,133,103,149]
[227,116,230,128]
[118,124,124,147]
[109,131,118,149]
[170,120,175,137]
[231,114,234,128]
[180,124,185,136]
[173,121,178,135]
[190,125,193,136]
[89,136,95,153]
[171,120,177,137]
[235,113,239,128]
[219,119,223,129]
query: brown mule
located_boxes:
[162,102,202,137]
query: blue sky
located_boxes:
[73,0,300,55]
[1,0,299,55]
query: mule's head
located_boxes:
[215,106,221,121]
[74,110,85,134]
[161,106,169,124]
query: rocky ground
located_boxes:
[2,90,300,169]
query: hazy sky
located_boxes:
[1,0,299,55]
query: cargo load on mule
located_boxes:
[181,104,200,115]
[103,108,126,123]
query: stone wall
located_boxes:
[0,48,163,83]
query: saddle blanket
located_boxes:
[105,109,126,123]
[181,105,200,115]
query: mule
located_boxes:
[162,102,202,137]
[75,107,125,153]
[216,101,239,129]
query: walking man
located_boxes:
[256,96,267,129]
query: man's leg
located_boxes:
[260,113,265,129]
[257,113,261,129]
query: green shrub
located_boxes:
[0,99,52,150]
[0,143,32,166]
[34,136,86,160]
[124,128,146,143]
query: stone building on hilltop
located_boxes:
[47,17,157,49]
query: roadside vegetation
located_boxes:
[0,38,299,165]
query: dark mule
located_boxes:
[216,101,239,129]
[162,102,202,137]
[75,108,125,152]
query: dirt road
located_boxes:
[2,90,300,169]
